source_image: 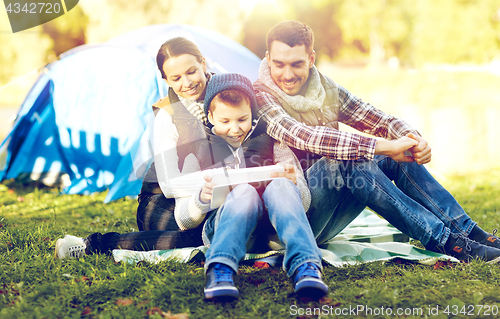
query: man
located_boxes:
[254,20,500,263]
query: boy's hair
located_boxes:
[266,20,314,55]
[209,89,250,113]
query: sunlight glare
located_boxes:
[238,0,274,12]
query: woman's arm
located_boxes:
[153,108,212,198]
[173,153,213,230]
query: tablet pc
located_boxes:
[210,164,284,209]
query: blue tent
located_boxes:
[0,24,261,202]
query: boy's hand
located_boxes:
[199,175,215,204]
[271,163,297,184]
[406,133,432,164]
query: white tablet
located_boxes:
[210,164,285,209]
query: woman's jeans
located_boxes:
[306,155,475,252]
[203,178,323,277]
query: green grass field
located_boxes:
[2,67,500,318]
[1,169,500,318]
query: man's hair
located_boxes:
[209,89,250,113]
[266,20,314,54]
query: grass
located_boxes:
[2,170,500,318]
[1,66,500,317]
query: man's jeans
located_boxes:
[306,155,476,252]
[203,178,323,277]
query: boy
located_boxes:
[194,73,328,301]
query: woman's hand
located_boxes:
[271,163,297,184]
[199,175,215,204]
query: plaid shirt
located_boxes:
[255,80,419,161]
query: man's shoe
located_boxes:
[445,233,500,263]
[293,263,328,299]
[55,235,87,259]
[204,263,239,301]
[475,229,500,250]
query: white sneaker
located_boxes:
[55,235,87,258]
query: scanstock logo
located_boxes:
[4,0,79,33]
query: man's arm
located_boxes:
[256,90,377,161]
[256,86,424,162]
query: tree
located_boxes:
[412,0,500,65]
[336,0,413,65]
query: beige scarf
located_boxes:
[258,58,326,112]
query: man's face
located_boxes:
[266,41,315,96]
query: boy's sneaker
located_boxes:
[55,235,87,259]
[204,263,239,301]
[444,233,500,263]
[293,262,328,299]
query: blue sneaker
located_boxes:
[293,263,328,299]
[204,263,239,301]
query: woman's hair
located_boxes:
[156,37,204,79]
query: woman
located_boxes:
[56,37,215,255]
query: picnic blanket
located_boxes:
[113,209,459,266]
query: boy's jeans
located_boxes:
[203,178,322,277]
[306,155,476,251]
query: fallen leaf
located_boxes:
[299,296,314,304]
[81,307,92,315]
[7,189,14,194]
[319,297,333,304]
[147,307,164,316]
[146,308,189,318]
[434,260,453,270]
[116,298,134,306]
[253,261,270,269]
[163,311,189,319]
[249,277,266,286]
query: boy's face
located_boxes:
[266,41,315,96]
[208,99,253,148]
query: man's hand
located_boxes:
[375,136,418,162]
[407,133,432,165]
[271,163,297,184]
[199,175,215,204]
